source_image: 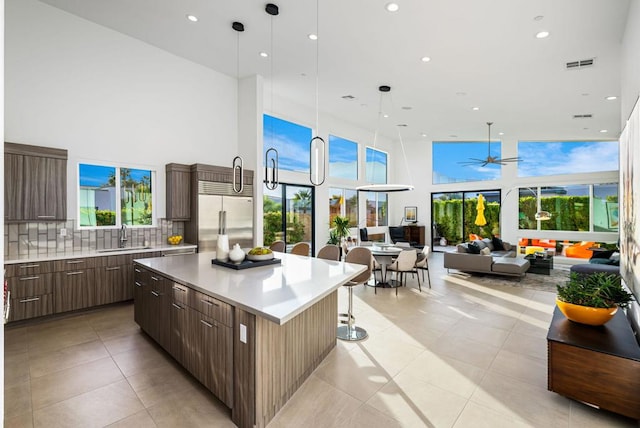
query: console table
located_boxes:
[403,225,425,246]
[547,307,640,419]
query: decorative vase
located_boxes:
[229,243,245,264]
[555,299,617,326]
[216,234,229,261]
[439,237,447,246]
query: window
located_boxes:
[365,147,387,184]
[263,114,312,174]
[79,164,154,227]
[329,188,358,226]
[517,183,618,232]
[329,135,358,180]
[517,141,618,177]
[263,183,315,253]
[366,192,387,227]
[432,142,502,184]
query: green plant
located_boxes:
[331,215,351,241]
[327,229,340,245]
[557,272,635,309]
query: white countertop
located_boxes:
[134,252,367,325]
[4,243,198,264]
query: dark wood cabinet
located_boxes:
[547,307,640,419]
[4,142,67,222]
[166,163,191,221]
[95,264,133,305]
[5,265,55,321]
[145,273,172,352]
[133,266,149,327]
[54,269,95,313]
[404,225,425,246]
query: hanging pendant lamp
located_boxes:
[231,21,245,194]
[264,3,280,190]
[356,85,414,192]
[308,0,326,186]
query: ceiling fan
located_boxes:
[459,122,522,166]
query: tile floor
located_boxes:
[4,253,639,428]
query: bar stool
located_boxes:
[337,247,372,341]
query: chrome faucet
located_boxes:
[119,224,128,248]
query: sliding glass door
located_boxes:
[263,183,315,254]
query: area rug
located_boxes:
[447,269,569,293]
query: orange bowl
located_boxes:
[556,299,617,326]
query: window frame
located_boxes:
[77,162,156,229]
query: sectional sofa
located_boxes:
[444,238,530,277]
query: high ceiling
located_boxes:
[39,0,630,142]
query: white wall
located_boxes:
[621,0,640,124]
[5,0,238,220]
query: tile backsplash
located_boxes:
[4,219,185,259]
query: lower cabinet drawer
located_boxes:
[191,291,232,326]
[9,294,54,322]
[7,273,54,298]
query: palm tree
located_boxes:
[293,190,312,214]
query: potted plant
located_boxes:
[331,216,351,243]
[556,272,635,326]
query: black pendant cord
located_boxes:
[309,0,325,186]
[265,4,280,190]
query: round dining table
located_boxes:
[358,244,403,288]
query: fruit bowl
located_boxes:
[247,253,274,261]
[168,235,183,245]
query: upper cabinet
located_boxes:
[165,163,191,221]
[5,142,68,222]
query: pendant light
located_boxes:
[264,3,280,190]
[231,21,245,193]
[356,85,414,192]
[309,0,326,186]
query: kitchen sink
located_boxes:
[97,246,152,253]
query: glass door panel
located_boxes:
[263,183,315,254]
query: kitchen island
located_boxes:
[133,251,366,428]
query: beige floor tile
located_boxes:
[5,380,32,420]
[106,410,158,428]
[569,400,638,427]
[355,338,425,378]
[4,411,34,428]
[31,357,124,410]
[313,343,392,402]
[429,335,501,370]
[146,384,235,428]
[126,360,199,408]
[346,403,402,428]
[465,307,519,330]
[4,326,30,354]
[501,330,548,361]
[27,322,99,356]
[366,378,468,428]
[101,329,154,355]
[445,318,511,348]
[111,342,172,377]
[453,402,532,428]
[395,352,486,399]
[29,339,109,378]
[33,379,144,428]
[511,316,551,339]
[266,375,362,428]
[470,371,570,427]
[488,348,548,389]
[5,351,31,387]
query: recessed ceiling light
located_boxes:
[606,96,618,101]
[186,14,198,22]
[308,34,318,40]
[536,31,550,39]
[259,52,269,58]
[600,129,608,133]
[383,114,390,118]
[472,107,480,111]
[421,56,431,63]
[385,3,399,12]
[421,133,427,137]
[498,132,504,136]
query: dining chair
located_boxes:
[290,242,310,256]
[337,247,372,341]
[414,246,431,290]
[395,242,411,248]
[371,256,384,294]
[316,244,340,261]
[269,240,286,253]
[387,249,418,295]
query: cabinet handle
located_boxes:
[173,286,185,292]
[200,319,217,328]
[66,260,85,264]
[135,281,142,287]
[19,276,40,281]
[66,271,84,276]
[19,297,40,303]
[19,264,40,269]
[200,299,219,307]
[37,215,55,219]
[150,276,160,281]
[105,267,121,271]
[134,268,142,273]
[151,290,160,297]
[172,303,183,310]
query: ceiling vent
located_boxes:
[566,58,594,70]
[341,95,355,100]
[573,114,593,119]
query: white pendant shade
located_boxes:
[356,184,415,192]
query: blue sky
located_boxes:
[433,141,618,183]
[263,115,311,173]
[80,164,150,187]
[329,135,358,180]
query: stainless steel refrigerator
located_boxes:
[197,182,254,252]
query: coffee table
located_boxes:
[525,254,554,275]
